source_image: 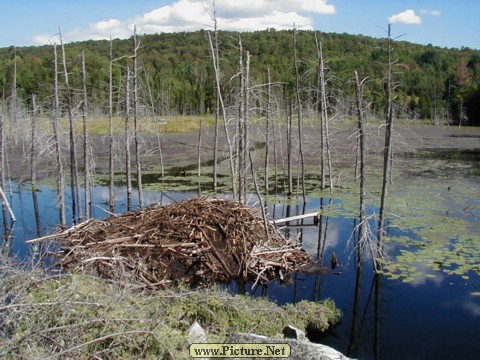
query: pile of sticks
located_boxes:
[31,197,312,289]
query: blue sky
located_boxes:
[1,0,478,49]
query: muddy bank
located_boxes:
[5,123,480,183]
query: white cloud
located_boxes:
[388,9,422,25]
[420,9,442,17]
[33,0,335,45]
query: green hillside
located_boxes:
[0,29,479,125]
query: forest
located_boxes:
[0,28,479,126]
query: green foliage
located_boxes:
[1,30,479,124]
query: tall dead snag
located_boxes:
[208,32,237,198]
[59,28,82,223]
[355,71,368,250]
[264,67,272,194]
[144,67,164,178]
[315,33,334,194]
[132,26,144,208]
[237,37,245,202]
[0,109,15,227]
[238,43,251,203]
[197,117,202,177]
[286,97,293,197]
[108,37,115,213]
[349,72,368,357]
[293,27,306,202]
[52,44,66,228]
[30,95,41,238]
[377,24,396,267]
[210,2,220,192]
[124,67,132,211]
[81,50,91,219]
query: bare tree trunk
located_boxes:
[81,50,91,219]
[264,67,272,194]
[249,151,269,243]
[315,33,326,190]
[212,5,219,191]
[125,67,132,211]
[60,28,82,223]
[316,37,334,194]
[52,44,66,228]
[244,50,251,199]
[108,37,115,213]
[132,26,144,208]
[208,32,237,198]
[144,67,164,178]
[238,37,245,203]
[377,24,395,268]
[30,95,41,238]
[355,71,368,250]
[293,27,306,202]
[197,117,202,177]
[287,99,293,197]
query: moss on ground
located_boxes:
[0,265,341,359]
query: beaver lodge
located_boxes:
[30,197,314,290]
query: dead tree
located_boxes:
[238,42,251,203]
[52,44,66,228]
[211,2,220,191]
[377,24,396,268]
[197,117,202,177]
[144,66,164,178]
[354,71,368,255]
[208,32,237,198]
[125,67,132,211]
[132,26,144,208]
[293,27,306,201]
[315,33,334,194]
[287,98,293,197]
[108,37,115,212]
[30,95,41,238]
[59,28,82,223]
[81,50,91,219]
[264,67,272,194]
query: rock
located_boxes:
[226,333,353,360]
[188,321,207,345]
[283,325,307,341]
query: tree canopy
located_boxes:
[0,29,479,125]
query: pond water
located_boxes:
[1,147,479,360]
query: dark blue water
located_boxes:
[1,183,479,360]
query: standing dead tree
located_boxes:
[293,27,306,202]
[264,67,272,194]
[315,33,334,194]
[30,95,41,238]
[108,37,115,213]
[124,67,132,211]
[52,44,66,228]
[132,26,144,208]
[354,71,369,257]
[81,50,91,219]
[59,28,82,223]
[208,32,237,198]
[237,40,251,203]
[377,24,397,268]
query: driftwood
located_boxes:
[31,197,313,290]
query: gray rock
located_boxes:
[188,321,207,345]
[226,332,352,360]
[283,325,307,341]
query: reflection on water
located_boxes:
[1,183,479,360]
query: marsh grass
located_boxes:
[0,257,341,359]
